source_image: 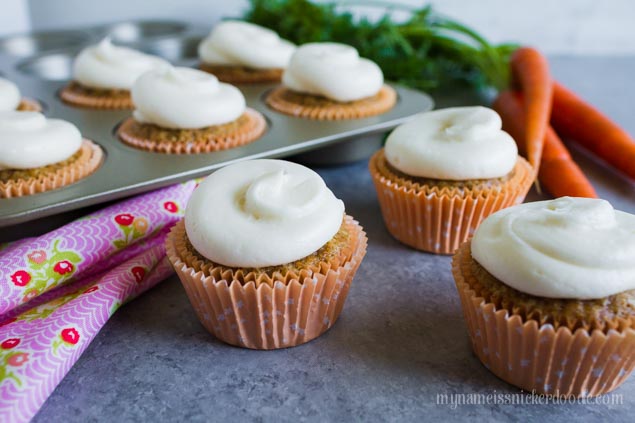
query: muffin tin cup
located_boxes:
[369,150,534,255]
[0,30,91,57]
[166,216,368,350]
[97,20,188,44]
[452,241,635,398]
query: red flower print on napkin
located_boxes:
[131,266,146,283]
[10,270,31,287]
[1,338,20,349]
[114,213,135,226]
[27,250,47,264]
[6,352,29,367]
[163,201,179,213]
[60,328,80,345]
[53,260,74,275]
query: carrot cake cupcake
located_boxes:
[60,38,167,109]
[0,77,41,112]
[369,106,533,254]
[266,42,397,120]
[453,197,635,397]
[198,20,296,84]
[0,111,103,198]
[166,159,367,349]
[117,66,266,154]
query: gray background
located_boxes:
[1,0,634,54]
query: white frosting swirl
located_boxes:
[282,42,384,102]
[132,66,246,129]
[0,77,21,112]
[185,159,345,267]
[73,38,168,90]
[0,111,82,170]
[198,21,296,69]
[385,107,518,180]
[472,197,635,299]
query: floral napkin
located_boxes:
[0,181,197,422]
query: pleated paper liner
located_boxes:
[199,62,284,84]
[369,149,534,255]
[166,215,368,350]
[0,139,104,198]
[452,240,635,398]
[17,98,42,112]
[265,85,397,120]
[117,108,267,154]
[59,81,133,109]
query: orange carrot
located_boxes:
[551,81,635,180]
[493,91,598,198]
[510,47,553,172]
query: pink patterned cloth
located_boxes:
[0,181,197,422]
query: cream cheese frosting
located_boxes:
[0,111,82,170]
[198,21,296,69]
[185,159,345,268]
[73,38,168,90]
[384,106,518,180]
[0,77,21,112]
[132,66,246,129]
[282,42,384,102]
[472,197,635,299]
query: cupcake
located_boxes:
[266,42,397,120]
[60,38,168,109]
[369,106,534,254]
[0,111,103,198]
[453,197,635,397]
[166,159,367,349]
[0,77,41,112]
[117,66,266,154]
[198,20,296,84]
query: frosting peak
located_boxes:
[185,159,345,267]
[132,66,245,129]
[73,38,168,90]
[198,21,295,69]
[282,42,384,102]
[472,197,635,299]
[385,107,518,180]
[0,77,21,112]
[0,111,82,170]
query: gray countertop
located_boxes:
[33,56,635,422]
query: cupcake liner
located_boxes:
[369,149,534,254]
[452,241,635,397]
[17,98,43,112]
[166,216,368,349]
[0,139,103,198]
[199,62,284,84]
[266,85,397,120]
[117,108,267,154]
[59,82,133,109]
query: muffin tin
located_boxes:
[0,20,434,228]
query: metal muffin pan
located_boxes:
[0,22,434,228]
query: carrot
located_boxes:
[551,81,635,180]
[493,91,598,198]
[510,47,553,172]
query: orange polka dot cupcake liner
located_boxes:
[116,108,267,154]
[452,241,635,398]
[369,149,534,255]
[0,139,104,198]
[266,85,397,120]
[165,216,367,350]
